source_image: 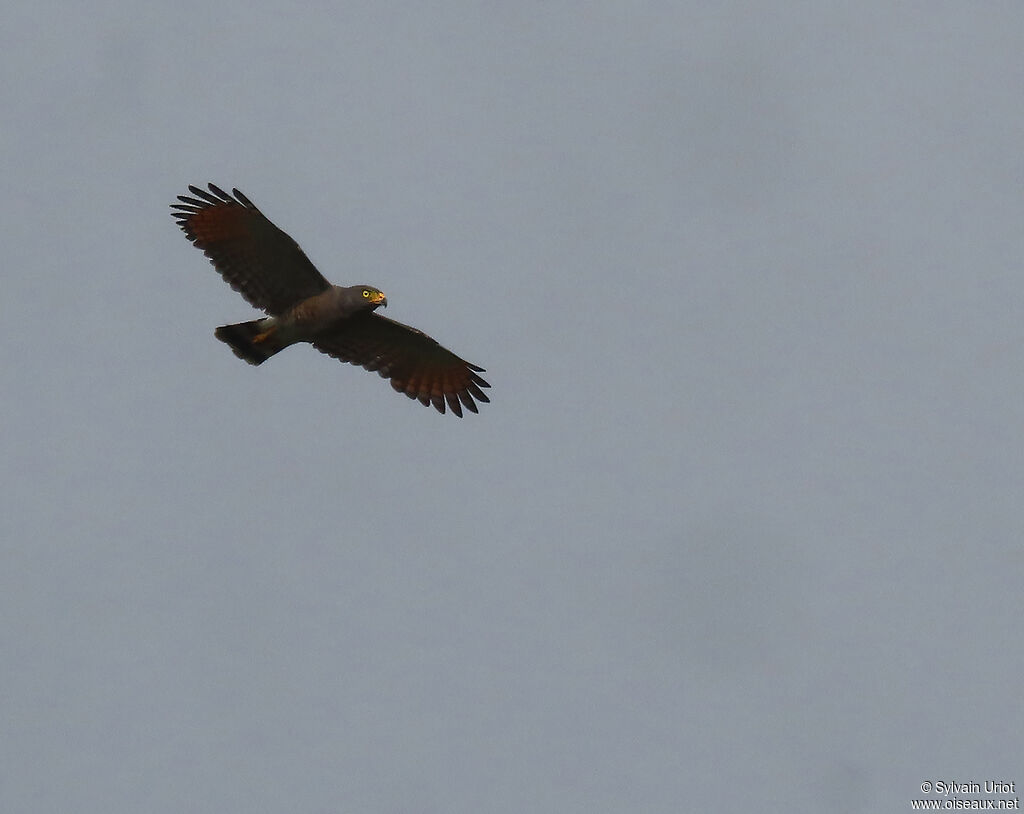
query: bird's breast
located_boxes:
[282,288,351,336]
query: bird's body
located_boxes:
[172,184,489,416]
[214,285,387,364]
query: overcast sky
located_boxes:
[2,3,1022,812]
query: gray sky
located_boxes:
[2,3,1022,812]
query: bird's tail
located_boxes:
[214,320,286,365]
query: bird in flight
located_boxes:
[172,183,490,416]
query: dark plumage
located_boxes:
[172,183,489,416]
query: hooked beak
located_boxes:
[371,291,387,307]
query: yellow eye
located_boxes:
[362,289,370,298]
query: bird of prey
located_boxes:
[172,183,489,416]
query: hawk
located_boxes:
[172,183,490,416]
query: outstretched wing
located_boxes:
[172,183,331,315]
[312,313,491,417]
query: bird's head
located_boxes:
[355,286,387,310]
